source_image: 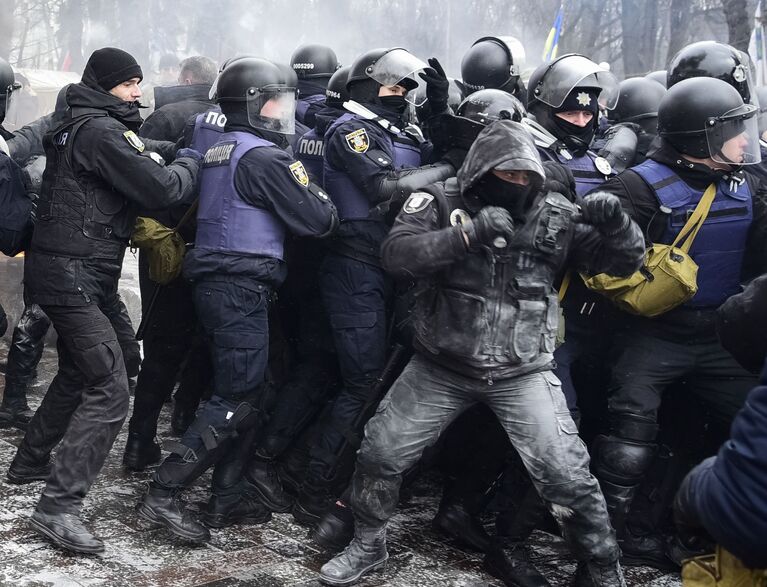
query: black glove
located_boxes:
[579,192,631,236]
[419,58,450,114]
[542,161,576,200]
[463,206,515,249]
[176,147,203,162]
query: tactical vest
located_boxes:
[296,94,326,125]
[633,159,752,308]
[295,128,325,186]
[190,108,227,154]
[323,113,422,221]
[540,148,613,197]
[195,131,286,259]
[413,178,576,373]
[33,107,132,259]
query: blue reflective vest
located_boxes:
[295,127,325,186]
[633,159,752,308]
[189,107,227,154]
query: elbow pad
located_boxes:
[598,123,640,174]
[374,161,455,212]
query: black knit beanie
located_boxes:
[84,47,143,92]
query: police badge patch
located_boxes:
[403,192,434,214]
[345,128,370,153]
[123,130,145,153]
[289,161,310,186]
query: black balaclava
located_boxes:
[349,78,409,117]
[474,172,535,221]
[535,87,600,156]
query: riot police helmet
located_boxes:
[658,76,760,165]
[644,70,667,87]
[436,88,527,150]
[209,54,257,100]
[0,58,20,124]
[667,41,758,106]
[460,36,526,95]
[347,47,432,104]
[215,57,297,134]
[608,77,666,129]
[290,44,339,80]
[325,65,351,108]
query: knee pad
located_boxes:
[593,434,656,485]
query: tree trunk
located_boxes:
[621,0,659,76]
[0,0,14,61]
[665,0,694,64]
[721,0,751,52]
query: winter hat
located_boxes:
[84,47,143,92]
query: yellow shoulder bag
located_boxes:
[581,183,716,318]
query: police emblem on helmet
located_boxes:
[289,161,310,186]
[345,128,370,153]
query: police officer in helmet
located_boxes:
[592,76,765,568]
[291,47,455,525]
[136,57,338,542]
[460,36,528,101]
[290,44,340,128]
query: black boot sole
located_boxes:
[122,449,162,472]
[319,555,389,586]
[249,482,295,513]
[200,509,272,529]
[7,467,50,485]
[135,502,210,543]
[28,517,105,554]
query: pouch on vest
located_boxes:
[581,184,716,318]
[130,201,198,285]
[682,546,767,587]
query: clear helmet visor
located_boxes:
[533,55,619,110]
[246,86,297,135]
[706,105,762,165]
[2,82,22,127]
[367,48,430,97]
[406,75,429,107]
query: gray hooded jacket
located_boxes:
[382,120,644,381]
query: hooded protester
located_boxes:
[318,119,645,587]
[5,46,200,555]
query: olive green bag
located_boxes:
[130,201,198,285]
[581,183,716,318]
[682,546,767,586]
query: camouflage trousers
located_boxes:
[350,353,621,564]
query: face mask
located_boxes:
[477,173,534,220]
[553,115,596,156]
[379,95,408,115]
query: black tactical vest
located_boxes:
[413,178,576,374]
[32,107,133,260]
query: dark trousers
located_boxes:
[307,253,390,486]
[18,300,132,514]
[153,279,270,495]
[4,304,51,392]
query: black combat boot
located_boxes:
[319,522,388,586]
[483,544,552,587]
[432,500,493,552]
[313,500,355,552]
[7,452,51,484]
[29,510,105,554]
[294,476,334,526]
[0,381,34,430]
[122,431,162,471]
[571,561,627,587]
[245,458,295,513]
[199,492,271,528]
[136,484,210,542]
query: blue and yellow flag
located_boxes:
[542,5,564,62]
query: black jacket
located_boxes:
[140,84,212,143]
[24,70,200,307]
[382,121,644,380]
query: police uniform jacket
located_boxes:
[24,73,200,307]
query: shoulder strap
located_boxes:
[672,183,716,252]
